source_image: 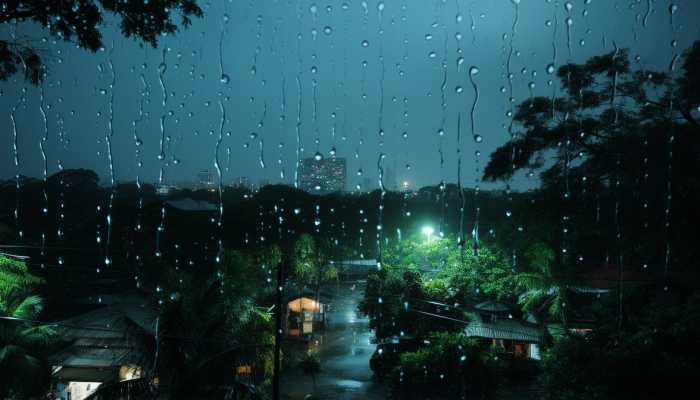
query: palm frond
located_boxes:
[516,272,548,290]
[18,325,56,348]
[518,289,548,313]
[10,294,43,320]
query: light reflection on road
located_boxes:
[280,281,385,400]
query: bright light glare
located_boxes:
[422,226,434,238]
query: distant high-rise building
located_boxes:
[197,169,214,188]
[299,157,346,194]
[234,176,251,188]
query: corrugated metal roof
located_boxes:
[474,301,511,312]
[332,259,378,268]
[50,296,157,368]
[58,297,158,337]
[51,346,138,368]
[166,198,217,211]
[464,313,542,343]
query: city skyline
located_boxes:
[3,2,698,192]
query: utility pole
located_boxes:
[272,260,284,400]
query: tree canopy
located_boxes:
[483,41,700,269]
[0,0,202,84]
[484,41,700,187]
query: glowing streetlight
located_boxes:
[422,226,434,240]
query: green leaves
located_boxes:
[291,234,337,288]
[390,332,498,399]
[0,256,44,317]
[0,257,53,399]
[9,294,43,320]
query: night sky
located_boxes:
[1,0,699,191]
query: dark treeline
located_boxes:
[1,154,697,320]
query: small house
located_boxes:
[50,296,157,400]
[464,301,542,360]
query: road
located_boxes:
[280,281,385,400]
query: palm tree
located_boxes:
[292,235,337,309]
[0,256,55,399]
[516,243,573,346]
[154,265,269,400]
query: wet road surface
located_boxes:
[280,281,385,400]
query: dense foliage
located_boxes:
[484,41,700,270]
[0,0,202,83]
[540,289,700,400]
[360,234,525,341]
[149,247,276,397]
[0,256,55,399]
[388,332,502,400]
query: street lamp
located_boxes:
[422,226,434,240]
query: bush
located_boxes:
[540,290,700,400]
[388,332,500,400]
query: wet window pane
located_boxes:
[1,1,699,399]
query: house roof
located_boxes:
[474,301,510,313]
[165,198,218,211]
[51,346,141,369]
[50,295,158,369]
[59,295,158,337]
[331,259,378,271]
[464,312,542,343]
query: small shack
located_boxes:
[284,291,328,337]
[464,302,542,360]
